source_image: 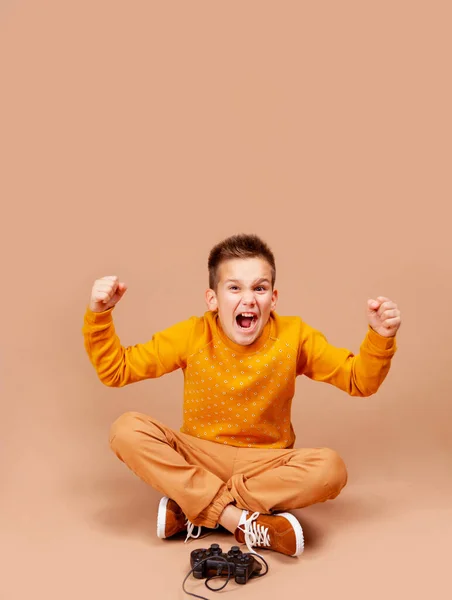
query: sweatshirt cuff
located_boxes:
[84,306,114,325]
[367,325,396,351]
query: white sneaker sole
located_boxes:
[277,512,305,556]
[156,496,170,539]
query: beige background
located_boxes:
[1,1,451,598]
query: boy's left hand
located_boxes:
[367,297,401,338]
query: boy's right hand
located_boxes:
[89,276,128,312]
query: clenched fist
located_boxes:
[89,276,128,313]
[367,296,401,338]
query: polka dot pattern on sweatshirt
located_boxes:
[181,335,297,448]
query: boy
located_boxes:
[82,234,400,558]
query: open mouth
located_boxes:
[235,313,258,332]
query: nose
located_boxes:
[242,290,256,306]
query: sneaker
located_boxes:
[156,496,202,543]
[234,511,304,557]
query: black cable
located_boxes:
[250,553,269,577]
[205,562,233,592]
[182,556,231,600]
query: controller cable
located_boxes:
[182,553,269,599]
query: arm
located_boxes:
[297,296,401,397]
[82,274,197,387]
[82,307,196,387]
[296,322,396,397]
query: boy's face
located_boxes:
[205,257,278,346]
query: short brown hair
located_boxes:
[208,234,276,290]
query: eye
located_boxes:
[229,286,239,291]
[255,286,266,292]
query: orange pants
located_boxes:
[109,412,348,528]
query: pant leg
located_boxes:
[109,411,236,528]
[227,446,348,514]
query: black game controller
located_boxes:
[190,543,262,585]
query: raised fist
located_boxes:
[89,275,127,313]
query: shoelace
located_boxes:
[184,519,202,543]
[184,519,220,544]
[237,511,271,556]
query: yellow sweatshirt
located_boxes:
[82,308,396,449]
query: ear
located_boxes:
[205,288,218,312]
[270,288,278,311]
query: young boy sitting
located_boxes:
[82,234,400,558]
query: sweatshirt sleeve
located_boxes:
[82,307,197,387]
[296,321,397,397]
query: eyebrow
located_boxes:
[225,278,271,285]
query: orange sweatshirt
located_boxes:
[82,308,396,449]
